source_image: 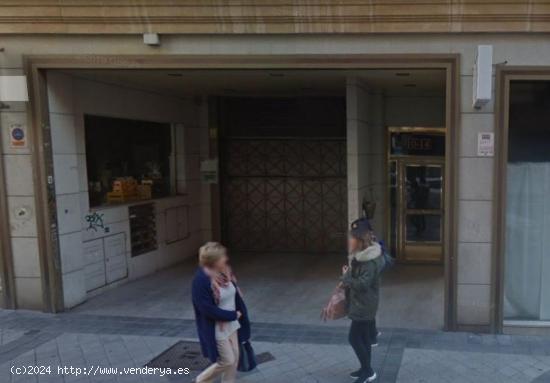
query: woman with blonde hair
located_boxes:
[341,218,384,383]
[191,242,251,383]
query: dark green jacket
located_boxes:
[341,243,384,321]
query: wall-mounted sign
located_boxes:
[390,132,445,157]
[9,123,27,148]
[477,132,494,157]
[406,137,433,151]
[200,159,219,184]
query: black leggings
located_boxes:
[349,320,376,376]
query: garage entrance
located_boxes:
[26,55,459,330]
[219,97,347,253]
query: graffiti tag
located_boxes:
[85,212,105,232]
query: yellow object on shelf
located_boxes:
[137,184,152,200]
[112,177,138,193]
[107,177,139,203]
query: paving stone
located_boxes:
[1,304,550,383]
[397,348,550,383]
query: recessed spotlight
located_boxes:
[396,72,411,77]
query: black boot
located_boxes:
[350,369,363,379]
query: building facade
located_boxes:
[1,1,550,334]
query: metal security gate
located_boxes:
[221,138,347,253]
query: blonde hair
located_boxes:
[199,242,227,267]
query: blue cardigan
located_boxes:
[191,268,251,362]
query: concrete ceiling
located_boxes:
[60,68,446,98]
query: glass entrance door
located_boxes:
[400,161,444,262]
[387,127,445,263]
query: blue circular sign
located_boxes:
[11,127,24,141]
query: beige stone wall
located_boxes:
[2,32,550,323]
[0,66,211,309]
[44,72,209,308]
[0,1,549,34]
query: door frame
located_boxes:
[493,66,550,333]
[394,157,445,264]
[23,54,460,331]
[386,127,446,264]
[0,122,16,309]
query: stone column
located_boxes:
[1,69,43,309]
[46,72,87,309]
[346,77,386,238]
[455,74,495,328]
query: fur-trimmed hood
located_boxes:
[349,242,382,263]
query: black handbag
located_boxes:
[237,341,257,372]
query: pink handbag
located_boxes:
[321,283,347,321]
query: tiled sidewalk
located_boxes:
[398,348,550,383]
[0,310,550,383]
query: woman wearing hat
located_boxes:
[341,218,384,383]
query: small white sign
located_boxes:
[9,123,27,148]
[200,159,219,184]
[477,132,494,157]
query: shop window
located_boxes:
[504,81,550,321]
[84,115,173,207]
